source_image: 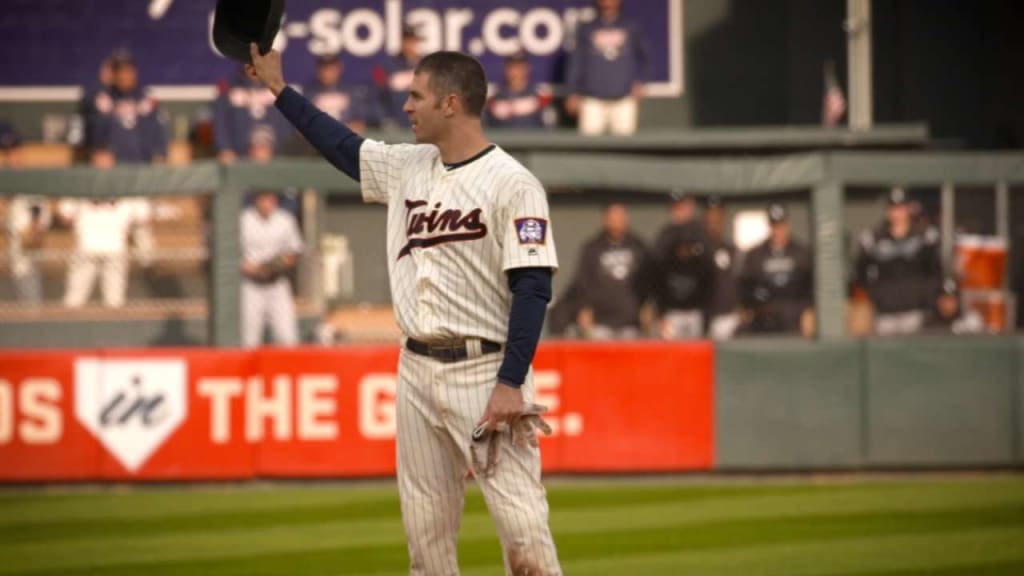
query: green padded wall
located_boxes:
[865,337,1016,466]
[715,339,863,469]
[1017,338,1024,463]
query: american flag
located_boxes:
[822,60,846,127]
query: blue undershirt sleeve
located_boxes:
[274,86,364,181]
[497,267,553,388]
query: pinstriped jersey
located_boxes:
[359,139,558,343]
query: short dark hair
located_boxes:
[414,51,488,117]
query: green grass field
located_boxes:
[1,476,1023,575]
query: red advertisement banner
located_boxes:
[0,342,713,481]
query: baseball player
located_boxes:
[855,187,943,335]
[247,45,562,574]
[240,190,303,348]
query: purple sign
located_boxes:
[0,0,682,100]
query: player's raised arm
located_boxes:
[247,43,363,181]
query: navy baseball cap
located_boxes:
[402,24,421,39]
[107,48,136,69]
[669,189,693,203]
[767,203,788,224]
[315,53,341,67]
[213,0,285,64]
[887,186,910,206]
[507,50,529,64]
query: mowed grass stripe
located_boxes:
[527,528,1024,576]
[0,483,848,541]
[0,486,397,526]
[833,561,1024,576]
[4,478,1024,573]
[9,485,1020,574]
[6,491,1024,574]
[3,478,1021,540]
[11,501,1024,576]
[0,482,815,529]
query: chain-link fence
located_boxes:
[1,193,213,346]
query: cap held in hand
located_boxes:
[213,0,285,64]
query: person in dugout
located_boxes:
[855,186,943,336]
[652,220,713,339]
[924,277,985,335]
[373,24,422,129]
[486,52,555,129]
[739,204,815,335]
[303,53,371,133]
[654,189,699,255]
[213,66,293,164]
[704,196,742,340]
[573,203,652,339]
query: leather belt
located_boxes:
[405,338,502,362]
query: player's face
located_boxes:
[405,72,449,144]
[670,199,695,224]
[505,61,529,91]
[770,221,790,246]
[604,204,629,239]
[597,0,623,18]
[317,62,341,86]
[402,37,421,61]
[114,64,138,92]
[888,203,911,228]
[255,193,278,218]
[938,294,959,319]
[704,206,724,238]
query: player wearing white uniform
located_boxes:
[240,191,303,347]
[247,45,562,574]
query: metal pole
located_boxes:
[210,169,243,347]
[846,0,873,131]
[940,181,955,274]
[812,176,846,339]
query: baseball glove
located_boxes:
[252,255,292,283]
[470,403,552,478]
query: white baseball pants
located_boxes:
[241,279,299,347]
[397,346,561,576]
[63,253,127,308]
[578,96,638,136]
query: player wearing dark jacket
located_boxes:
[652,221,713,338]
[704,197,741,339]
[575,203,651,338]
[855,187,942,335]
[739,205,814,334]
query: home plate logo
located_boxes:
[74,358,188,473]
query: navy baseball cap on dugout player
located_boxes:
[213,0,285,64]
[768,203,788,224]
[887,186,910,206]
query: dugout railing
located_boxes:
[1,149,1023,345]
